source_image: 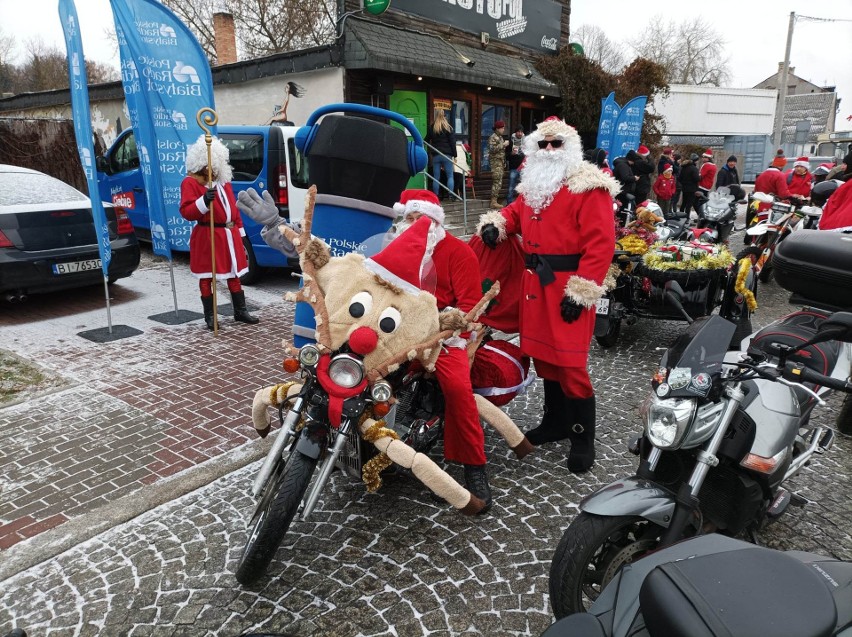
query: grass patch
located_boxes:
[0,349,66,406]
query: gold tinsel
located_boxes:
[268,381,305,431]
[735,257,758,311]
[616,235,652,255]
[359,414,400,492]
[642,244,735,272]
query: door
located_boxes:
[97,129,150,237]
[389,90,427,189]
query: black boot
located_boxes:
[200,295,215,330]
[463,464,492,514]
[231,290,259,324]
[567,396,597,473]
[526,380,572,445]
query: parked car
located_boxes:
[0,165,141,301]
[96,124,309,284]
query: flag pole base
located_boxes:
[77,325,143,343]
[148,309,204,325]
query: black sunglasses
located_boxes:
[538,139,564,149]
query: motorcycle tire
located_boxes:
[549,513,663,618]
[594,317,622,349]
[837,395,852,436]
[235,450,318,585]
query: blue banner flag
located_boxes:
[109,0,216,257]
[610,96,648,158]
[596,92,619,154]
[59,0,112,278]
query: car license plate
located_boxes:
[595,298,610,315]
[52,259,102,275]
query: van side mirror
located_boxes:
[96,156,110,175]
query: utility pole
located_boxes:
[773,11,796,150]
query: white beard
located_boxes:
[517,148,577,211]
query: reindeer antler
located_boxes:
[281,186,334,351]
[366,282,501,382]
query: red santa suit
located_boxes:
[699,158,717,191]
[393,191,486,466]
[754,167,792,199]
[819,178,852,231]
[179,178,249,280]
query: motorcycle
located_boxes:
[543,534,852,637]
[689,186,740,244]
[741,192,821,283]
[549,306,852,616]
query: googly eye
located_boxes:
[378,307,401,334]
[349,291,372,319]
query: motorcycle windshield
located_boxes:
[659,315,735,397]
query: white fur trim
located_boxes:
[185,134,233,183]
[476,211,507,241]
[399,199,445,224]
[564,275,606,308]
[393,202,406,215]
[567,162,622,198]
[363,258,421,295]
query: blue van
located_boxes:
[96,124,309,283]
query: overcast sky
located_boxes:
[3,0,851,129]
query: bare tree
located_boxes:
[630,16,731,86]
[571,24,625,74]
[160,0,337,64]
[0,27,17,94]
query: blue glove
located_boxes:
[560,297,584,323]
[481,224,500,249]
[203,188,216,206]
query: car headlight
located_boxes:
[370,380,392,402]
[328,354,365,388]
[298,344,321,367]
[703,206,726,221]
[642,396,697,449]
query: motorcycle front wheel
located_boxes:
[594,317,622,349]
[235,450,318,585]
[549,513,663,618]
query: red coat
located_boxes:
[179,177,248,279]
[500,177,616,367]
[820,178,852,231]
[653,174,676,200]
[430,233,482,313]
[787,171,813,198]
[699,162,717,190]
[754,168,791,199]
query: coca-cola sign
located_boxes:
[389,0,562,55]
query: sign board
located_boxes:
[390,0,561,55]
[433,98,452,111]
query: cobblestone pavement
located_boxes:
[1,227,851,636]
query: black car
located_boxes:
[0,165,141,300]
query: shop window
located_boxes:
[480,104,512,172]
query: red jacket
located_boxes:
[699,161,717,190]
[179,177,248,279]
[652,174,676,200]
[787,171,813,198]
[820,178,852,231]
[754,168,792,199]
[430,233,482,313]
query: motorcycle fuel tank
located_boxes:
[741,377,801,459]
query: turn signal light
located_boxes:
[282,358,300,373]
[740,452,779,474]
[373,402,391,418]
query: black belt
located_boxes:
[524,253,580,286]
[213,222,236,228]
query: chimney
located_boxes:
[213,12,237,66]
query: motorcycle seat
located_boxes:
[639,546,837,637]
[748,309,841,379]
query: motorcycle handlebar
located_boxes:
[782,363,852,393]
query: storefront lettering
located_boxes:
[443,0,523,21]
[541,35,558,51]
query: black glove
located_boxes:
[560,296,584,323]
[481,224,500,249]
[203,188,216,206]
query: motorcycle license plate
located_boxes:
[52,259,102,275]
[595,298,610,315]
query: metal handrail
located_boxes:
[422,140,469,232]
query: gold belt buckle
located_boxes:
[225,221,235,229]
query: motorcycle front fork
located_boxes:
[301,419,353,520]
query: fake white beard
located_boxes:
[518,148,579,211]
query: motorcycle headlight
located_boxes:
[328,354,365,388]
[703,206,726,221]
[642,396,697,449]
[298,344,321,367]
[371,380,392,402]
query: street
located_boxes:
[1,227,851,637]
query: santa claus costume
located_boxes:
[476,117,619,472]
[392,190,492,509]
[179,134,257,328]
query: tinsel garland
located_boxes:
[359,413,400,492]
[268,381,305,431]
[616,234,654,255]
[735,257,758,311]
[642,244,735,272]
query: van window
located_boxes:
[111,132,139,173]
[288,139,310,188]
[221,134,265,182]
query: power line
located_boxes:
[797,15,852,23]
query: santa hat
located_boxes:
[185,134,233,183]
[663,164,673,173]
[637,145,650,156]
[663,147,673,154]
[393,189,444,225]
[702,149,713,158]
[365,216,434,294]
[794,156,810,169]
